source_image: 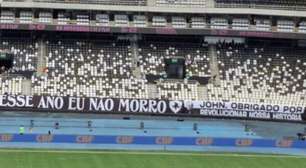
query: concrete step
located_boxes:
[132,67,142,79]
[198,85,208,100]
[21,79,32,95]
[208,44,220,85]
[147,84,158,99]
[36,40,47,76]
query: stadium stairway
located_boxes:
[36,39,47,76]
[197,85,208,100]
[147,84,158,98]
[208,44,220,85]
[21,79,32,95]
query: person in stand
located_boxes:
[19,125,25,135]
[0,66,5,74]
[88,121,92,132]
[54,122,59,129]
[29,120,34,133]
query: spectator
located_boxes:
[19,125,25,135]
[55,122,59,129]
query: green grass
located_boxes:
[0,149,305,168]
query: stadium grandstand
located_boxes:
[0,0,306,167]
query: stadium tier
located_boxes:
[0,38,38,72]
[5,0,147,6]
[212,41,306,106]
[1,0,306,123]
[0,34,305,108]
[215,0,306,10]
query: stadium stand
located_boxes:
[114,14,129,27]
[299,21,306,33]
[38,11,53,24]
[171,16,187,28]
[1,10,306,34]
[157,79,199,100]
[0,11,15,23]
[210,17,229,29]
[215,0,306,10]
[232,18,250,30]
[0,38,38,73]
[76,13,90,25]
[31,0,147,6]
[138,40,210,77]
[57,12,71,25]
[152,16,168,27]
[277,20,295,32]
[95,14,110,26]
[254,18,271,31]
[31,39,150,98]
[211,41,306,106]
[156,0,206,7]
[0,75,25,95]
[1,33,306,105]
[19,11,34,24]
[190,17,206,28]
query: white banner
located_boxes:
[186,100,304,114]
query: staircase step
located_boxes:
[21,79,32,95]
[36,40,47,76]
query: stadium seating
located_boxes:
[1,35,306,106]
[114,14,129,27]
[232,18,250,30]
[156,0,206,7]
[2,10,306,34]
[299,21,306,33]
[0,11,15,23]
[277,20,295,32]
[31,39,149,98]
[32,0,147,6]
[30,38,211,99]
[138,41,211,77]
[171,16,187,28]
[0,75,25,95]
[0,38,38,73]
[157,79,199,100]
[210,18,229,29]
[76,14,90,25]
[152,16,167,27]
[95,14,109,26]
[254,19,271,31]
[133,15,147,27]
[57,12,70,25]
[38,11,53,24]
[19,11,34,24]
[210,41,306,106]
[215,0,306,10]
[191,17,206,28]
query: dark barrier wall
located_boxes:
[0,134,306,149]
[0,95,305,122]
[1,23,306,40]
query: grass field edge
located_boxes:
[0,148,305,158]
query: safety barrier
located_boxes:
[0,134,306,149]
